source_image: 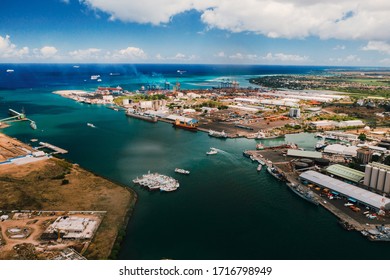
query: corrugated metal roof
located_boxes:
[326,164,365,183]
[287,149,322,159]
[300,170,390,210]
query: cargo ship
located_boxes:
[173,119,198,131]
[126,109,158,123]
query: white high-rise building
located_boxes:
[289,108,301,118]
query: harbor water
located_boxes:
[1,64,390,259]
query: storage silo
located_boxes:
[384,172,390,194]
[370,167,379,189]
[377,169,386,191]
[363,165,372,186]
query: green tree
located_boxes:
[358,133,367,141]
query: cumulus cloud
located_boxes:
[80,0,213,25]
[362,41,390,54]
[111,47,147,60]
[215,51,225,57]
[0,35,29,58]
[40,46,58,58]
[262,52,309,62]
[69,48,102,60]
[80,0,390,41]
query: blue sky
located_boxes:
[1,0,390,66]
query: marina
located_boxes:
[133,172,179,192]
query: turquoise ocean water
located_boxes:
[0,64,389,259]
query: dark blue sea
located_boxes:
[1,64,389,260]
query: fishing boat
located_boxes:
[286,183,319,206]
[206,148,218,155]
[257,164,262,172]
[175,168,190,175]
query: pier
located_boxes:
[38,142,68,154]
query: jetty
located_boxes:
[38,142,68,154]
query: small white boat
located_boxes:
[91,75,100,80]
[87,123,96,128]
[97,78,102,82]
[206,147,218,155]
[257,164,262,172]
[175,168,190,175]
[6,69,14,73]
[30,121,37,130]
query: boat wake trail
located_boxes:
[212,148,241,165]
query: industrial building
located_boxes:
[356,147,373,164]
[326,164,365,184]
[300,170,390,210]
[289,108,301,118]
[363,162,390,194]
[287,149,322,159]
[323,144,359,157]
[45,216,99,239]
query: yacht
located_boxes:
[175,168,190,175]
[87,123,96,128]
[206,147,218,155]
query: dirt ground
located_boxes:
[0,157,136,259]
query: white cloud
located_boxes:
[380,58,390,64]
[40,46,58,58]
[80,0,214,25]
[69,48,102,60]
[329,54,361,63]
[215,51,225,57]
[0,35,29,58]
[333,45,346,50]
[262,52,309,62]
[80,1,390,41]
[111,46,147,60]
[171,53,197,61]
[362,41,390,54]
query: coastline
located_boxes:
[0,132,137,260]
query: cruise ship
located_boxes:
[133,172,179,192]
[126,109,158,123]
[208,130,227,138]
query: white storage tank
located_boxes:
[370,167,379,189]
[384,171,390,194]
[377,169,386,191]
[364,165,372,186]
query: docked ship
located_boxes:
[286,183,319,206]
[255,131,284,140]
[133,172,179,192]
[257,164,262,172]
[266,166,284,181]
[126,109,158,123]
[208,130,227,138]
[173,119,198,131]
[175,168,190,175]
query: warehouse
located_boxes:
[323,144,359,157]
[300,170,390,210]
[326,164,365,183]
[287,149,322,159]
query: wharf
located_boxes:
[244,146,390,239]
[38,142,68,154]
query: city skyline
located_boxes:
[1,0,390,66]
